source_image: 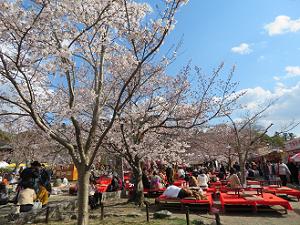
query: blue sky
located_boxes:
[154,0,300,135]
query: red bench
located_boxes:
[220,192,292,213]
[263,186,300,201]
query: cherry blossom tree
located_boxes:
[9,129,49,165]
[3,125,68,167]
[187,125,238,166]
[104,63,240,204]
[224,103,275,184]
[0,0,189,224]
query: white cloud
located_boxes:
[272,66,300,80]
[235,82,300,135]
[231,43,252,55]
[265,15,300,36]
[285,66,300,77]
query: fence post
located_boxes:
[185,206,190,225]
[100,203,104,220]
[45,206,50,224]
[144,201,150,222]
[215,213,221,225]
[211,207,221,225]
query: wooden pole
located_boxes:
[100,203,104,220]
[211,207,221,225]
[215,213,221,225]
[144,201,150,222]
[185,206,190,225]
[45,206,50,224]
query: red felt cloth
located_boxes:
[173,179,187,187]
[255,193,293,210]
[220,193,256,209]
[247,180,260,185]
[96,184,109,193]
[210,181,222,187]
[205,187,217,194]
[219,193,293,211]
[95,176,112,193]
[263,186,300,200]
[96,176,112,185]
[123,175,130,181]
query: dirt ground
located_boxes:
[1,193,299,225]
[48,194,300,225]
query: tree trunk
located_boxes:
[238,154,246,185]
[77,166,90,225]
[130,162,144,205]
[227,154,232,170]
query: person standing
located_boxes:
[287,161,299,184]
[278,161,291,186]
[262,161,270,181]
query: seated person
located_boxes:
[17,182,37,212]
[247,168,255,179]
[197,170,209,189]
[62,177,69,186]
[0,182,8,205]
[9,173,18,184]
[217,171,226,180]
[227,168,241,189]
[158,170,166,184]
[53,178,63,187]
[69,182,78,195]
[189,175,199,187]
[150,171,163,189]
[163,185,206,200]
[36,182,49,207]
[163,185,192,199]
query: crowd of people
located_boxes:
[0,158,298,215]
[231,160,298,186]
[0,161,51,214]
[140,159,299,194]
